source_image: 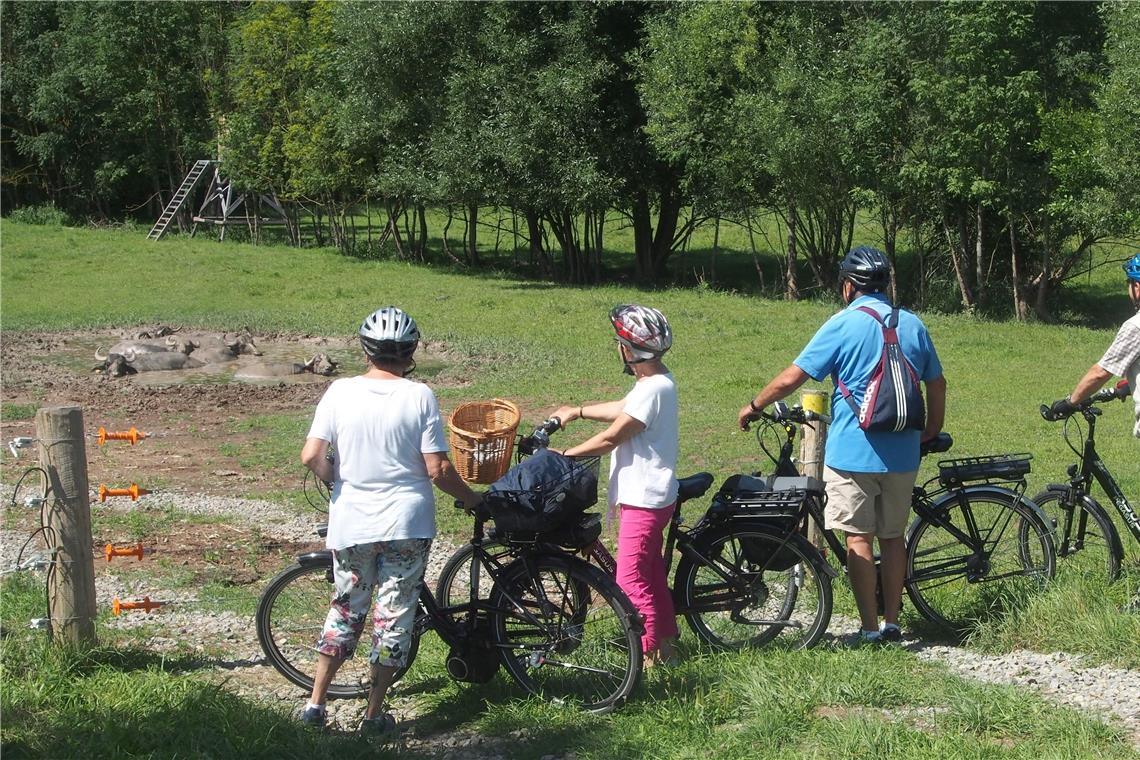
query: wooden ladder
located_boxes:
[146,160,213,241]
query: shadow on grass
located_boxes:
[1,669,388,760]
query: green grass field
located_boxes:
[2,221,1138,758]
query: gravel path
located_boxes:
[3,485,1138,753]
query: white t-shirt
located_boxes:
[1097,311,1140,438]
[608,373,679,509]
[306,376,448,549]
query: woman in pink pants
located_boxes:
[553,304,680,666]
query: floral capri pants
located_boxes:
[316,538,430,669]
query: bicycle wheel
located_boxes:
[675,526,832,650]
[905,489,1056,631]
[255,560,420,699]
[490,554,642,714]
[1028,489,1122,582]
[435,540,514,609]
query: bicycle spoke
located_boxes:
[906,494,1054,631]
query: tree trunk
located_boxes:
[974,204,986,309]
[943,213,975,311]
[467,202,479,266]
[745,212,766,292]
[786,203,799,301]
[1009,219,1029,321]
[710,215,720,285]
[632,190,654,283]
[651,186,683,282]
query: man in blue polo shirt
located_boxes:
[737,246,946,643]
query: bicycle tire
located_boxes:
[904,487,1056,632]
[490,554,642,714]
[1028,489,1122,582]
[256,560,419,699]
[435,540,514,609]
[674,526,833,651]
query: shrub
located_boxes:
[7,204,72,226]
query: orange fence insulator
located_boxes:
[97,426,148,446]
[103,542,151,562]
[98,484,150,502]
[111,596,165,616]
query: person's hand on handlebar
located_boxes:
[454,492,485,515]
[738,400,763,431]
[1048,397,1078,419]
[551,406,580,426]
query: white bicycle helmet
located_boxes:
[610,304,672,362]
[359,306,420,362]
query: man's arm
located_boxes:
[301,437,334,483]
[737,364,811,430]
[1069,364,1114,405]
[922,376,947,443]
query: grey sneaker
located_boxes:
[359,713,398,738]
[858,628,883,644]
[297,704,326,729]
[879,623,903,643]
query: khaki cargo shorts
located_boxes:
[823,466,918,539]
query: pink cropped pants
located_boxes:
[616,502,679,655]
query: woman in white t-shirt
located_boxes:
[553,305,680,667]
[297,306,480,736]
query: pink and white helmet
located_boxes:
[610,304,672,360]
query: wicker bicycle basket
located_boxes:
[448,398,522,484]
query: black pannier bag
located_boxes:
[709,474,819,571]
[485,450,600,534]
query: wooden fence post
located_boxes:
[799,389,829,548]
[36,406,98,646]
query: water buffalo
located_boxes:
[134,325,181,339]
[164,331,260,363]
[94,348,205,377]
[234,353,338,380]
[95,338,196,359]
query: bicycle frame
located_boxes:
[1057,409,1140,543]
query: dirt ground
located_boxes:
[0,327,480,499]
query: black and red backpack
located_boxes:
[836,306,926,433]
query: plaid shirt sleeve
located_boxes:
[1097,320,1140,377]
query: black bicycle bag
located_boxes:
[708,474,814,570]
[485,450,599,533]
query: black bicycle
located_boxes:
[437,418,836,652]
[1037,380,1136,582]
[256,482,644,714]
[747,403,1057,632]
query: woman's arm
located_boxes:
[423,451,483,509]
[563,413,645,457]
[552,400,626,425]
[301,437,334,483]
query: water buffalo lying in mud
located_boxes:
[233,353,338,380]
[178,332,262,363]
[94,347,205,377]
[97,338,196,358]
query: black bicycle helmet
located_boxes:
[359,306,419,362]
[839,245,891,292]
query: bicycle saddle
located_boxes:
[677,472,715,502]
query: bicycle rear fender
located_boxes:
[907,485,1054,544]
[295,549,333,567]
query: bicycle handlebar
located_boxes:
[1041,380,1131,422]
[761,401,832,426]
[517,417,563,456]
